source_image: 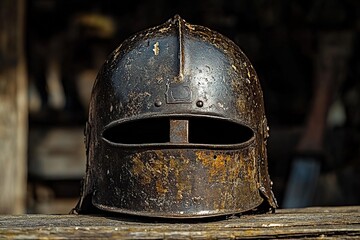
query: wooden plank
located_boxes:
[0,206,359,239]
[0,0,27,214]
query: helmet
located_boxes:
[73,15,277,218]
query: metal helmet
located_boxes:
[73,15,277,218]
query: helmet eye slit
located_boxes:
[103,117,170,144]
[103,116,254,145]
[188,117,254,145]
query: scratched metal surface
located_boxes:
[1,206,360,239]
[75,15,276,218]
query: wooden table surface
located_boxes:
[1,206,359,239]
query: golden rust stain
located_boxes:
[152,151,169,195]
[132,153,151,184]
[237,99,246,112]
[195,150,258,189]
[131,151,193,199]
[196,151,232,182]
[156,180,168,194]
[153,42,160,55]
[169,154,191,201]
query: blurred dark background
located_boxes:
[3,0,360,213]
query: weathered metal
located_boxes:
[73,15,277,218]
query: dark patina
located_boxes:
[73,15,277,218]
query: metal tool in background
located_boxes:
[283,32,353,208]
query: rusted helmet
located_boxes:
[73,15,277,218]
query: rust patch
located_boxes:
[130,151,193,198]
[196,150,258,185]
[151,151,169,195]
[130,151,170,196]
[237,99,246,112]
[156,180,168,194]
[131,154,151,184]
[169,154,192,201]
[196,151,232,182]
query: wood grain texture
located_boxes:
[0,206,359,239]
[0,0,27,214]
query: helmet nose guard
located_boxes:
[73,15,277,218]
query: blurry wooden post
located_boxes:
[0,0,27,213]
